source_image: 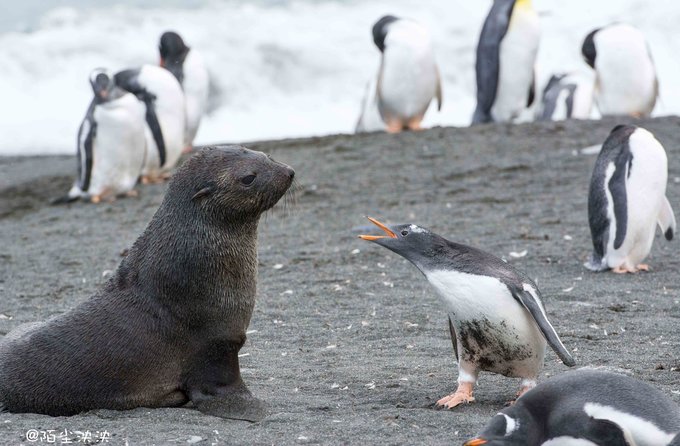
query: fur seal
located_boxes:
[0,145,294,422]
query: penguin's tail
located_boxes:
[50,186,81,205]
[583,254,608,272]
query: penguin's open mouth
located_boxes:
[463,439,487,446]
[358,217,397,240]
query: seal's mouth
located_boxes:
[358,217,397,241]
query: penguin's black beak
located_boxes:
[463,439,487,446]
[358,217,397,241]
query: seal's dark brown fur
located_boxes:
[0,145,294,421]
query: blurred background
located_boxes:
[1,0,679,155]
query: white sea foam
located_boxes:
[1,0,679,155]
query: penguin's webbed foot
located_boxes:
[636,263,650,272]
[436,382,475,409]
[612,265,635,274]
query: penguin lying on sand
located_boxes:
[359,217,574,408]
[464,369,680,446]
[472,0,540,124]
[159,31,209,150]
[582,23,658,118]
[115,65,186,183]
[366,15,442,133]
[536,72,594,121]
[54,68,146,204]
[586,125,675,273]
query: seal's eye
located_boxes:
[241,174,256,185]
[401,230,409,236]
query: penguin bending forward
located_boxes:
[536,72,594,121]
[159,31,209,150]
[56,68,146,204]
[582,24,658,118]
[586,125,675,273]
[114,65,186,182]
[359,217,575,408]
[472,0,540,124]
[464,369,680,446]
[370,15,442,133]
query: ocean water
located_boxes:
[1,0,679,155]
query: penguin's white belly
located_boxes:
[378,48,438,125]
[595,41,656,116]
[182,51,209,146]
[571,79,595,119]
[541,439,598,446]
[355,76,385,133]
[604,133,668,268]
[491,8,540,122]
[88,96,146,197]
[426,270,546,378]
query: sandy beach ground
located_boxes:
[1,117,679,445]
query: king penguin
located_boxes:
[159,31,209,150]
[359,217,575,409]
[464,369,680,446]
[536,71,594,121]
[472,0,540,124]
[114,65,186,182]
[56,68,146,204]
[582,24,658,118]
[369,15,442,133]
[586,125,675,273]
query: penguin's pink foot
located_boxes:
[90,195,102,204]
[436,382,475,409]
[125,189,139,198]
[612,265,636,274]
[386,124,403,134]
[636,263,650,272]
[182,145,193,154]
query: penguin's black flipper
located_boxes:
[608,143,633,250]
[584,418,633,446]
[658,196,676,241]
[511,287,575,367]
[447,315,458,362]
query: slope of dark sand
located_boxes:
[0,117,679,445]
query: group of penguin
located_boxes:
[56,31,209,203]
[356,0,660,133]
[360,121,678,445]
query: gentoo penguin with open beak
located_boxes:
[465,369,680,446]
[472,0,540,124]
[55,68,146,204]
[114,65,186,183]
[586,125,675,273]
[159,31,209,151]
[582,24,658,118]
[536,72,594,121]
[370,15,442,133]
[359,217,575,408]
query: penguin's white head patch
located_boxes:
[499,413,519,436]
[408,224,427,234]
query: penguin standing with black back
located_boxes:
[367,15,442,133]
[115,65,186,183]
[536,71,594,121]
[464,369,680,446]
[359,217,575,408]
[586,125,675,273]
[582,24,658,118]
[55,68,146,204]
[472,0,540,124]
[159,31,209,151]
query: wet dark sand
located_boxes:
[1,117,679,445]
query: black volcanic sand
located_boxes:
[1,117,679,445]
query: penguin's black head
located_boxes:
[581,28,600,68]
[159,31,190,83]
[358,217,443,270]
[372,15,399,52]
[89,68,115,102]
[463,408,540,446]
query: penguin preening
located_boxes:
[536,72,594,121]
[464,369,680,446]
[472,0,540,124]
[359,217,574,408]
[586,125,675,273]
[159,31,209,150]
[114,65,186,182]
[55,68,146,204]
[366,15,442,133]
[582,23,658,118]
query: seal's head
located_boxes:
[168,145,295,223]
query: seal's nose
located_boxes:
[286,167,295,179]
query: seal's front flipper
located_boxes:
[193,380,269,422]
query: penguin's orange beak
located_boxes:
[463,439,487,446]
[358,217,397,241]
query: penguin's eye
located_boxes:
[401,230,409,236]
[241,174,256,185]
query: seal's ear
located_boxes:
[192,184,216,201]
